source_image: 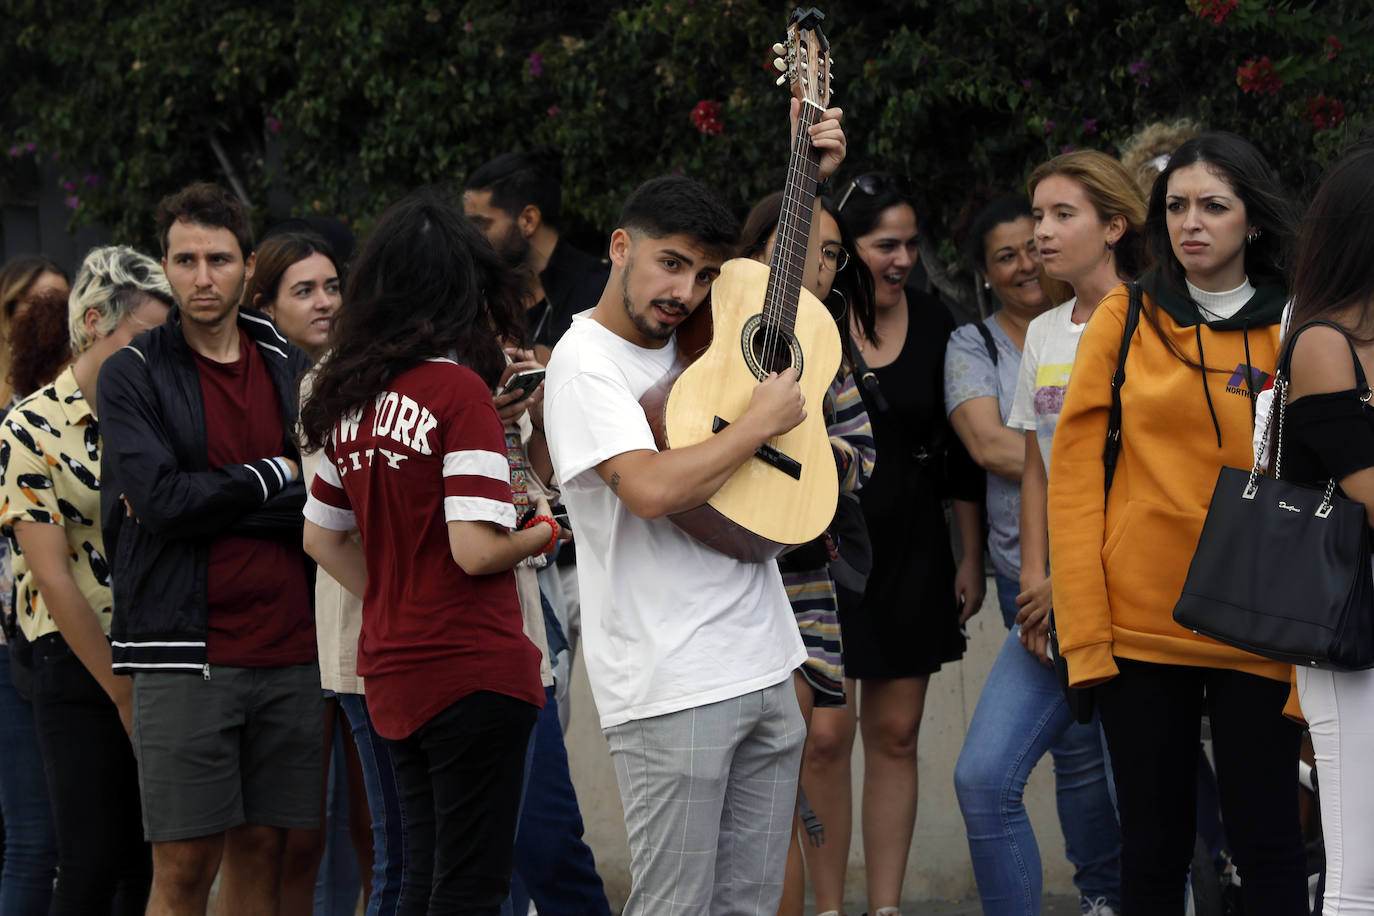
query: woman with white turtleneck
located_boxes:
[1048,132,1308,915]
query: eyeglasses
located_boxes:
[836,173,901,212]
[820,244,849,272]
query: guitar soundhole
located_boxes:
[751,324,793,374]
[740,314,804,380]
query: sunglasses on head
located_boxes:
[836,173,903,212]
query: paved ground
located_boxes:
[869,895,1082,914]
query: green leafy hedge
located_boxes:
[3,0,1370,305]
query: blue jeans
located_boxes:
[0,643,57,914]
[338,693,406,916]
[314,720,363,915]
[955,576,1121,913]
[509,685,611,916]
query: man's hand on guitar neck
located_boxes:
[594,369,806,521]
[789,99,846,183]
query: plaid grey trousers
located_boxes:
[605,678,806,915]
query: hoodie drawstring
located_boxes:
[1241,323,1257,426]
[1195,321,1222,448]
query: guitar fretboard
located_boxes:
[761,100,823,348]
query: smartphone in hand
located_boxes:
[501,369,545,401]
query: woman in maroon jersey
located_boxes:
[300,191,557,915]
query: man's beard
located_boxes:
[177,273,246,326]
[620,257,681,342]
[496,221,531,269]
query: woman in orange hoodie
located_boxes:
[1047,132,1306,914]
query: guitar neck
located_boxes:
[762,101,823,340]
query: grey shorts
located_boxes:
[131,662,324,843]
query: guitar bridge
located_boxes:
[712,417,802,480]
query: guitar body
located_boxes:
[660,257,841,561]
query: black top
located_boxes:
[841,289,982,677]
[1279,322,1374,489]
[531,238,609,348]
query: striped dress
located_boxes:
[782,367,875,704]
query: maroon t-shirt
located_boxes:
[304,358,544,739]
[194,329,314,666]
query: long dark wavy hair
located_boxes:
[737,191,878,365]
[299,191,524,451]
[1144,132,1296,305]
[1289,147,1374,341]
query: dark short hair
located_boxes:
[156,182,254,260]
[618,176,738,260]
[1144,132,1296,299]
[466,148,563,228]
[965,194,1034,270]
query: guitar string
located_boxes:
[762,61,824,454]
[764,96,821,377]
[762,44,815,372]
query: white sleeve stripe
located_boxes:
[315,456,343,488]
[266,458,285,487]
[443,496,517,528]
[244,463,270,500]
[442,450,511,482]
[304,496,357,531]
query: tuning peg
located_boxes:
[773,57,786,72]
[775,74,787,86]
[800,61,808,71]
[772,42,785,55]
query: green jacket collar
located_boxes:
[1139,266,1287,329]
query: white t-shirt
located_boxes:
[544,315,805,729]
[1007,298,1085,471]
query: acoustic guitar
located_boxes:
[640,8,841,562]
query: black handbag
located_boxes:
[1173,321,1374,670]
[1049,282,1144,723]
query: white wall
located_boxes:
[561,578,1078,907]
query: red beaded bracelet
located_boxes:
[521,514,559,555]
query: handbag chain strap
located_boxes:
[1246,352,1337,517]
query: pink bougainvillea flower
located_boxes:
[1304,94,1347,130]
[1082,117,1099,134]
[1325,35,1343,60]
[1190,0,1237,25]
[7,145,20,158]
[546,106,560,117]
[63,195,80,210]
[1127,60,1150,87]
[1043,119,1056,134]
[1061,144,1077,154]
[24,141,37,153]
[1237,56,1282,95]
[1021,78,1033,91]
[463,20,474,32]
[528,53,544,77]
[84,173,102,187]
[266,116,282,133]
[62,180,76,192]
[690,100,723,136]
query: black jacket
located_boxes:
[98,307,312,675]
[531,239,610,348]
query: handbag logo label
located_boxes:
[1278,501,1301,513]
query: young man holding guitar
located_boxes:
[543,74,845,911]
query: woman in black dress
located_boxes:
[833,173,985,916]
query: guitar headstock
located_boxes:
[772,8,831,110]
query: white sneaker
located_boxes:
[1082,898,1118,916]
